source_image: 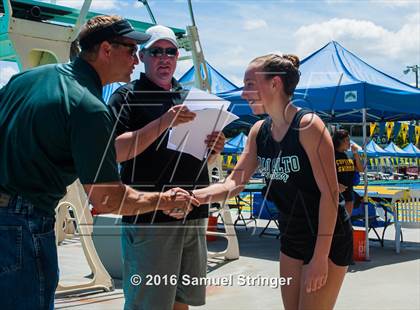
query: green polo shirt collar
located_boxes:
[59,57,104,102]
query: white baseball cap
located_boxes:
[141,25,178,50]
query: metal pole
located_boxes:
[362,108,370,260]
[138,0,157,24]
[187,0,196,26]
[72,0,92,39]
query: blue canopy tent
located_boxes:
[220,41,420,122]
[383,142,412,157]
[179,61,238,94]
[223,132,247,154]
[364,140,388,157]
[293,41,420,122]
[403,143,420,157]
[219,41,420,138]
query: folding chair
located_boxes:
[258,200,281,238]
[226,194,256,230]
[351,195,394,247]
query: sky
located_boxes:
[0,0,419,88]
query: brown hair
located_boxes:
[332,129,350,149]
[77,15,123,59]
[250,54,300,96]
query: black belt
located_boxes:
[0,192,11,207]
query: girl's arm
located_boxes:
[299,113,340,293]
[193,121,263,204]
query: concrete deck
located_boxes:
[55,218,420,310]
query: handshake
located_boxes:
[159,188,201,219]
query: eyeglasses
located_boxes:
[108,40,138,57]
[145,47,178,58]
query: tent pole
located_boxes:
[362,108,370,260]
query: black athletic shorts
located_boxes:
[280,216,353,266]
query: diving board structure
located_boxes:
[1,0,238,294]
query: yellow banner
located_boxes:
[369,122,377,137]
[416,125,420,145]
[401,123,409,143]
[386,122,394,140]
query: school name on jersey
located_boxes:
[335,159,355,173]
[257,155,301,182]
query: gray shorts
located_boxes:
[121,218,207,310]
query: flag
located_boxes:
[369,122,377,137]
[386,122,394,140]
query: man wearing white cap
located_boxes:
[109,25,225,309]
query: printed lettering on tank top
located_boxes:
[257,155,301,182]
[335,158,355,173]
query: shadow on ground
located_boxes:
[208,225,420,273]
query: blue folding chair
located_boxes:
[351,198,394,247]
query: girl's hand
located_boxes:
[304,256,328,293]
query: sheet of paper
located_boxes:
[182,87,230,111]
[167,108,239,160]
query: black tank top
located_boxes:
[256,109,344,237]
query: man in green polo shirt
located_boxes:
[0,15,197,310]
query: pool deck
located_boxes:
[55,216,420,310]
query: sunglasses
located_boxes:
[108,40,138,57]
[145,47,178,58]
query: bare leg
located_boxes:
[173,302,188,310]
[280,252,304,310]
[298,259,348,310]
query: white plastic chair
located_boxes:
[392,189,420,253]
[55,180,114,294]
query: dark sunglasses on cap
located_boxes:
[145,47,178,58]
[108,40,138,57]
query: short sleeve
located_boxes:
[108,87,133,136]
[70,94,120,184]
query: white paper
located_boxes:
[167,108,238,160]
[182,87,231,111]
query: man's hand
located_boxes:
[158,188,199,216]
[163,105,196,128]
[206,131,225,155]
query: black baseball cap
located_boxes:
[79,19,151,50]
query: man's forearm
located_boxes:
[116,185,161,216]
[115,116,169,162]
[86,183,161,216]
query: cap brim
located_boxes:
[122,31,151,44]
[142,38,178,50]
